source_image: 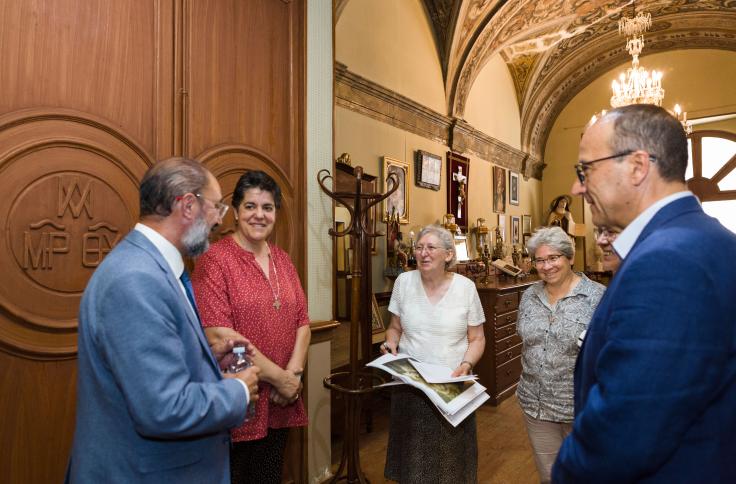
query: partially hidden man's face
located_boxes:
[182,173,223,257]
[596,227,621,272]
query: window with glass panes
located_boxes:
[686,130,736,233]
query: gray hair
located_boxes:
[526,226,574,260]
[417,224,457,269]
[140,157,209,217]
[601,104,688,182]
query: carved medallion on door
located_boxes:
[0,109,152,358]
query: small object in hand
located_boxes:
[382,342,390,351]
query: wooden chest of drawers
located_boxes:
[475,276,537,405]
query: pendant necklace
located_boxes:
[267,251,282,310]
[234,232,281,310]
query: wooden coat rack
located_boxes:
[318,166,398,483]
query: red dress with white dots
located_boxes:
[192,236,309,442]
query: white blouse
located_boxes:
[388,270,485,368]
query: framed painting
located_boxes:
[511,216,521,245]
[522,214,532,235]
[509,171,519,206]
[446,152,470,232]
[371,294,385,333]
[498,214,506,243]
[493,166,506,214]
[382,156,410,224]
[414,150,441,190]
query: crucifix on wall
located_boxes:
[446,152,470,232]
[453,165,467,219]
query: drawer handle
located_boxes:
[504,300,511,306]
[506,351,512,359]
[506,369,512,376]
[506,316,512,323]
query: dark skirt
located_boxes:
[384,385,478,484]
[230,427,289,484]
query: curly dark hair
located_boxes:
[231,170,282,210]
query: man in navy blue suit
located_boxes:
[553,104,736,483]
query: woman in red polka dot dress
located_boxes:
[193,170,310,484]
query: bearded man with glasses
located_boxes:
[553,104,736,483]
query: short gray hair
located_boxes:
[417,224,457,269]
[140,157,209,217]
[602,104,688,182]
[526,226,574,260]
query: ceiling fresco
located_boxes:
[336,0,736,164]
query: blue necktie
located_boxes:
[180,270,201,321]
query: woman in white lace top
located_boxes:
[380,224,485,483]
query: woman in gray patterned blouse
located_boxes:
[516,226,605,484]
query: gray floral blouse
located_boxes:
[516,273,605,422]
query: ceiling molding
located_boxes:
[334,62,540,179]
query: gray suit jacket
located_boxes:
[67,230,246,483]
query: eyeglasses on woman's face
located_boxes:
[532,253,565,267]
[414,244,445,255]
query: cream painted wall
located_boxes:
[336,0,446,113]
[543,49,736,268]
[335,106,542,292]
[463,53,522,149]
[306,1,333,481]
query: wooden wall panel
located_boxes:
[0,0,307,481]
[187,0,306,278]
[0,0,160,156]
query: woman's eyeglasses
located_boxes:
[414,245,444,254]
[532,254,565,267]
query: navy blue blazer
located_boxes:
[553,196,736,483]
[67,230,247,483]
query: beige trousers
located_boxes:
[522,410,573,484]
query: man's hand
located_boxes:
[205,327,250,370]
[225,365,261,405]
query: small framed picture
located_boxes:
[509,171,519,206]
[522,214,532,235]
[382,156,410,224]
[511,216,521,244]
[414,150,441,190]
[371,294,384,333]
[498,214,506,243]
[493,166,506,213]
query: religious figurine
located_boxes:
[475,218,489,257]
[336,152,352,166]
[511,244,521,268]
[492,226,505,260]
[443,213,458,234]
[547,195,575,235]
[452,165,467,219]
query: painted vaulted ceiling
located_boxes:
[336,0,736,163]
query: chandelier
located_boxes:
[610,9,663,107]
[605,3,692,135]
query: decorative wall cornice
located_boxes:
[335,62,538,178]
[450,119,527,174]
[335,62,452,144]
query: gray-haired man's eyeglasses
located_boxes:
[575,150,657,184]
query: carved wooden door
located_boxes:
[0,1,305,482]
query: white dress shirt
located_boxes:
[134,223,250,402]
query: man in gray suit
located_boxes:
[67,157,260,483]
